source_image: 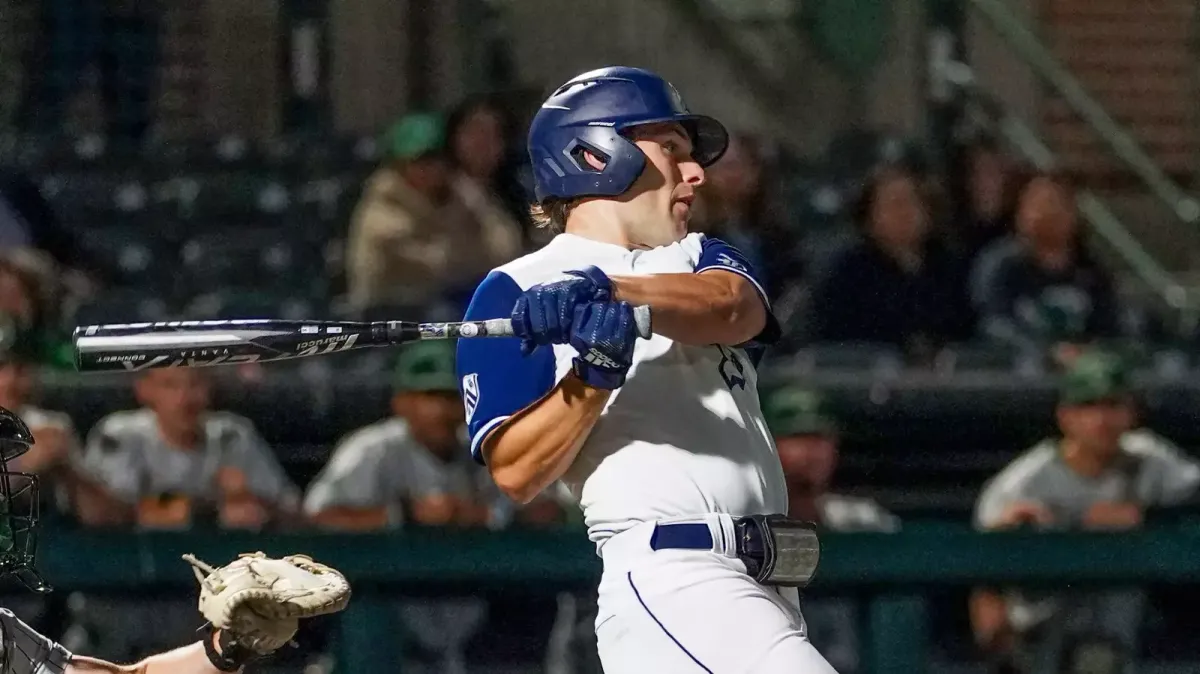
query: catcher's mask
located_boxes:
[0,406,47,592]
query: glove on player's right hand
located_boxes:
[512,266,612,356]
[569,301,637,390]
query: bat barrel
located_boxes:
[72,319,389,372]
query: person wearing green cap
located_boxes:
[764,386,898,673]
[303,340,497,530]
[971,349,1200,674]
[0,329,80,481]
[303,341,512,671]
[345,110,523,312]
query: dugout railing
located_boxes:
[31,522,1200,674]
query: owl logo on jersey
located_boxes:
[717,346,747,390]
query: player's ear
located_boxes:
[580,148,608,172]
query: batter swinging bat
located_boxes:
[72,305,654,373]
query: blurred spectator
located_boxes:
[950,135,1015,266]
[346,112,523,313]
[970,351,1200,674]
[0,253,74,369]
[699,132,799,301]
[78,368,298,530]
[0,333,79,497]
[764,386,899,673]
[445,94,533,246]
[809,163,973,357]
[304,341,498,529]
[18,0,161,143]
[970,170,1120,357]
[305,341,510,673]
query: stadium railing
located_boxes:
[34,522,1200,674]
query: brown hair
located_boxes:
[529,198,575,233]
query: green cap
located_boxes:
[1059,350,1131,405]
[384,113,445,161]
[393,341,458,393]
[763,387,839,437]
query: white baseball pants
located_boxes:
[594,514,839,673]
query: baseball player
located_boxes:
[763,387,899,673]
[457,66,835,673]
[304,341,498,530]
[0,406,351,673]
[972,351,1200,673]
[79,367,298,529]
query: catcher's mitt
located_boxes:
[183,551,352,654]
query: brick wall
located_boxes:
[1041,0,1198,182]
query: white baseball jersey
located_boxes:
[457,232,786,550]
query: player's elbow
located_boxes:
[701,271,768,344]
[490,465,543,505]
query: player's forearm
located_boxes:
[67,641,236,674]
[483,373,610,504]
[610,271,765,345]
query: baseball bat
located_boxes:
[72,305,653,373]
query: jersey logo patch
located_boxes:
[462,373,480,423]
[716,252,748,273]
[717,345,747,390]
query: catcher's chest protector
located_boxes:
[0,608,72,673]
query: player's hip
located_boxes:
[592,527,832,674]
[595,514,818,623]
[597,513,819,586]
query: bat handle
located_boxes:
[495,305,652,339]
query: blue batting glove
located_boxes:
[568,301,637,390]
[511,266,612,356]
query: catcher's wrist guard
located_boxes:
[205,626,256,672]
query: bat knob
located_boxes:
[632,305,652,339]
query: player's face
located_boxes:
[621,123,707,248]
[775,434,838,492]
[1058,399,1133,458]
[137,368,211,429]
[393,390,465,458]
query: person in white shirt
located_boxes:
[457,66,834,673]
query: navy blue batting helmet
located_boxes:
[528,66,729,203]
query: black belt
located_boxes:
[648,516,820,587]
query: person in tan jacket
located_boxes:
[346,112,523,312]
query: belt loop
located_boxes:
[708,513,739,558]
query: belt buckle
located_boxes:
[736,514,821,588]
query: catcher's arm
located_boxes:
[66,636,237,674]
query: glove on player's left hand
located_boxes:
[512,266,612,355]
[183,551,351,654]
[569,301,638,390]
